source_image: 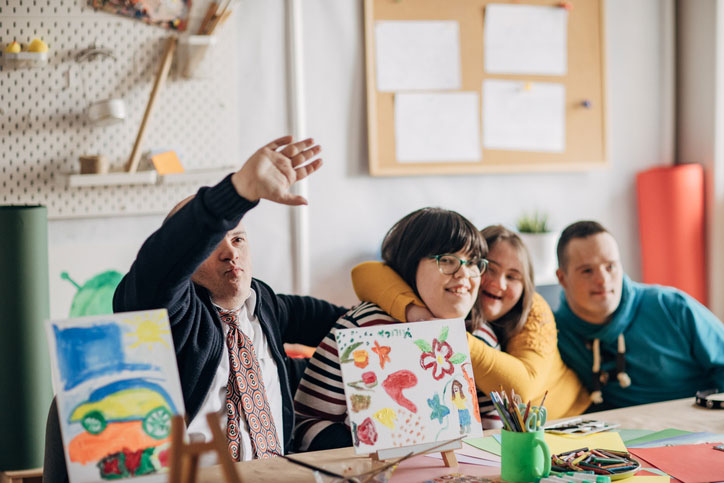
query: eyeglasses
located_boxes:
[428,254,488,277]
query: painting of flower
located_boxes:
[416,327,466,380]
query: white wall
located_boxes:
[49,0,673,308]
[677,0,724,318]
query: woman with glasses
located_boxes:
[351,225,590,422]
[293,207,489,451]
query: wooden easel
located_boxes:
[167,413,241,483]
[371,437,463,468]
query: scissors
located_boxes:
[518,403,547,431]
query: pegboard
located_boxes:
[0,0,241,219]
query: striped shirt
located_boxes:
[293,302,502,451]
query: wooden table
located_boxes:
[197,398,720,482]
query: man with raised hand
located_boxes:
[44,136,347,481]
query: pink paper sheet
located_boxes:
[391,454,499,482]
[629,443,724,483]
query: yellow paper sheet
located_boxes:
[545,431,627,455]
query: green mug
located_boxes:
[500,429,551,482]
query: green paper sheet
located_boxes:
[623,428,691,447]
[616,428,657,444]
[463,436,502,456]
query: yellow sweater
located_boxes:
[351,261,590,419]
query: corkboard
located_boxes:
[365,0,607,176]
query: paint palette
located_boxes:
[336,318,484,454]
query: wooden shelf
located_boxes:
[61,171,157,188]
[158,167,234,185]
[1,51,48,69]
[60,168,234,188]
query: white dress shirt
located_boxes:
[186,289,284,464]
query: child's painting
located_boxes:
[88,0,190,31]
[49,241,140,319]
[47,309,184,482]
[336,319,483,454]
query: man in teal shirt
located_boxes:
[554,221,724,409]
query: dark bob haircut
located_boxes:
[381,207,487,329]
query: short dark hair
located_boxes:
[381,208,487,331]
[557,220,609,269]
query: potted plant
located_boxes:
[516,212,559,285]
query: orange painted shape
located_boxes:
[636,164,707,305]
[68,421,168,464]
[151,151,184,175]
[371,340,391,369]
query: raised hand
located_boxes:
[231,136,323,206]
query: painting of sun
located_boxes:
[47,309,184,482]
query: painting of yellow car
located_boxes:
[70,378,177,439]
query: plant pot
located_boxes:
[518,231,560,285]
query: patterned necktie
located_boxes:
[218,308,281,460]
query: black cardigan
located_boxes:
[112,174,346,449]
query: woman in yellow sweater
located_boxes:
[352,225,590,420]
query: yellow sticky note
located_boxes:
[545,431,627,455]
[151,151,184,175]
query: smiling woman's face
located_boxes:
[479,241,524,322]
[415,250,481,320]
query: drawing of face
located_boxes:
[415,250,481,321]
[480,241,525,322]
[556,232,623,324]
[451,380,463,398]
[192,220,253,309]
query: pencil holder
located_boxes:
[176,34,216,78]
[500,429,551,482]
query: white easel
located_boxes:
[371,437,463,467]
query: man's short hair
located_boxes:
[163,194,195,224]
[557,220,609,269]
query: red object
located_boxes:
[636,164,707,305]
[362,371,377,385]
[356,417,378,446]
[382,370,418,413]
[630,443,724,483]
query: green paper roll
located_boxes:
[0,205,53,470]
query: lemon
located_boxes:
[4,41,21,54]
[28,38,48,53]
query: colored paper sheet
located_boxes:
[544,431,627,455]
[375,20,461,91]
[396,454,499,481]
[484,3,568,75]
[630,443,724,483]
[629,432,724,449]
[151,151,184,175]
[616,429,656,444]
[624,429,691,447]
[482,79,565,153]
[423,452,500,467]
[624,477,669,483]
[458,442,501,463]
[395,92,481,163]
[463,436,501,456]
